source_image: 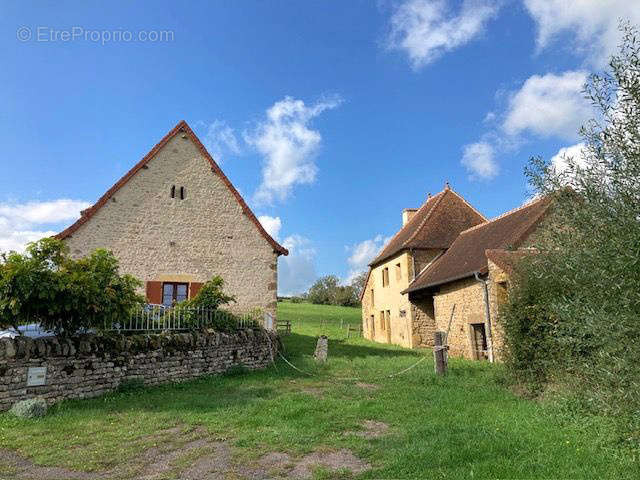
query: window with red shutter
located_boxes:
[145,281,163,304]
[190,282,204,298]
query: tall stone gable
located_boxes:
[57,121,287,318]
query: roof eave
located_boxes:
[402,267,489,294]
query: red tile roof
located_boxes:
[404,196,552,293]
[55,120,288,256]
[370,187,486,267]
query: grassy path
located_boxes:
[0,302,637,479]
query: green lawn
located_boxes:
[0,302,637,479]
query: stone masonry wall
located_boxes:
[410,296,436,348]
[433,278,486,359]
[0,330,278,411]
[62,133,279,318]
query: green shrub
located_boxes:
[502,22,640,433]
[0,238,144,336]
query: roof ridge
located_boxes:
[56,121,288,256]
[402,189,448,247]
[456,195,549,236]
[367,190,444,266]
[446,187,488,221]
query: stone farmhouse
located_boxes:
[56,121,288,320]
[362,190,552,361]
[360,185,486,349]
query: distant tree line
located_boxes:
[285,271,368,307]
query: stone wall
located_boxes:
[433,277,486,359]
[0,330,278,411]
[62,132,279,318]
[409,295,436,348]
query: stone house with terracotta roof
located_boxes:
[56,121,288,320]
[403,196,552,360]
[361,185,486,348]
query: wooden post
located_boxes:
[434,331,448,375]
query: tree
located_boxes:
[306,275,359,307]
[350,271,368,300]
[502,22,640,424]
[0,238,144,336]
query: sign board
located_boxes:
[26,366,47,387]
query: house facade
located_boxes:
[56,121,288,320]
[361,186,486,348]
[403,197,552,360]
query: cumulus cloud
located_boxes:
[550,142,589,176]
[461,141,499,180]
[257,215,282,240]
[524,0,640,67]
[0,199,90,253]
[388,0,501,69]
[204,120,241,163]
[278,234,317,296]
[503,71,592,140]
[247,96,341,204]
[344,235,389,285]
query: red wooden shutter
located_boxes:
[146,281,163,304]
[190,282,204,299]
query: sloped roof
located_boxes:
[56,120,288,256]
[404,196,552,293]
[370,187,486,267]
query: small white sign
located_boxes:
[27,367,46,387]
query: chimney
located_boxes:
[402,208,417,226]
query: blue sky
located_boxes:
[1,1,637,294]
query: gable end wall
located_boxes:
[62,134,278,317]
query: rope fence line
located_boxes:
[275,350,431,383]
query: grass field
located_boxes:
[0,302,638,479]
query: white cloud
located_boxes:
[524,0,640,67]
[550,142,588,175]
[257,215,282,240]
[344,235,389,285]
[278,234,317,296]
[461,141,499,180]
[204,120,241,163]
[247,96,341,204]
[503,71,591,141]
[388,0,501,69]
[0,199,90,253]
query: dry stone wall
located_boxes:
[0,329,279,411]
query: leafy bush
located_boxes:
[501,22,640,429]
[0,238,144,336]
[176,276,242,331]
[10,397,47,418]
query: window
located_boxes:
[370,315,375,335]
[162,282,188,306]
[171,185,186,200]
[395,263,402,281]
[370,288,374,307]
[382,267,389,287]
[379,311,385,331]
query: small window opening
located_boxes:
[170,185,176,198]
[180,186,185,200]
